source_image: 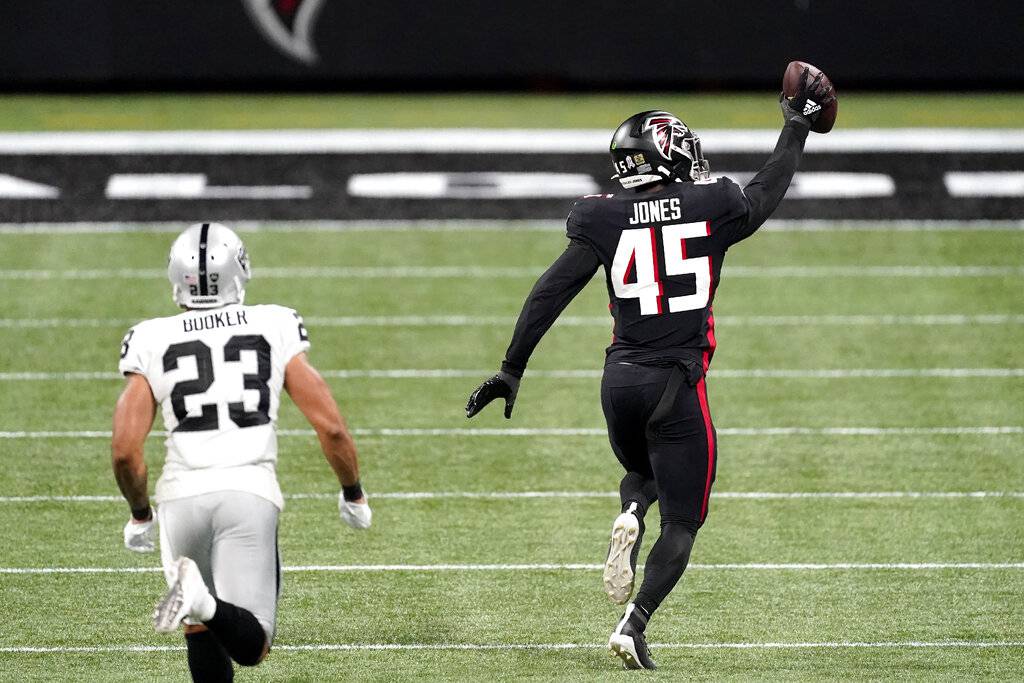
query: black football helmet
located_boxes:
[610,110,710,190]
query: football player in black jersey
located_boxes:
[467,69,835,670]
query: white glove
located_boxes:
[123,515,156,553]
[338,492,372,529]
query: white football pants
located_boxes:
[158,491,281,640]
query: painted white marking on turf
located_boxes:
[707,368,1024,378]
[725,266,1024,277]
[754,173,893,199]
[347,172,599,199]
[1,426,1022,439]
[3,562,1023,575]
[3,314,1022,330]
[348,172,896,201]
[10,641,1024,654]
[1,219,1023,235]
[759,219,1024,232]
[787,173,894,198]
[3,265,1021,280]
[0,266,541,280]
[2,490,1022,504]
[3,367,1022,382]
[105,173,311,200]
[2,640,1022,654]
[0,174,60,199]
[0,128,1022,154]
[0,219,573,234]
[945,172,1024,197]
[0,318,136,329]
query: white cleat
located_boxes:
[153,557,211,634]
[603,506,641,605]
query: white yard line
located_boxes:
[1,426,1022,439]
[758,219,1024,232]
[2,265,1021,280]
[2,367,1022,381]
[2,640,1022,654]
[0,219,1023,235]
[0,128,1021,154]
[1,491,1021,504]
[2,562,1023,576]
[2,314,1023,329]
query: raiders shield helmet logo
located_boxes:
[641,114,691,161]
[243,0,326,65]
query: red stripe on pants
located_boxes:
[695,372,716,520]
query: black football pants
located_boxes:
[601,361,718,532]
[601,360,718,618]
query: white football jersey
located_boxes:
[118,303,310,510]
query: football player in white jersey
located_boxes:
[111,223,371,681]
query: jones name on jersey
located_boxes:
[119,303,310,510]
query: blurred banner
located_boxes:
[0,1,1017,89]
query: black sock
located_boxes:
[185,629,234,682]
[202,598,268,667]
[634,521,696,623]
[625,602,652,632]
[619,471,657,518]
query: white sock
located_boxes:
[191,584,217,622]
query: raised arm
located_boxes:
[111,372,158,552]
[740,120,809,233]
[728,67,835,243]
[284,352,371,528]
[466,239,601,418]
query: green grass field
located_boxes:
[0,91,1023,679]
[1,224,1022,680]
[2,92,1024,130]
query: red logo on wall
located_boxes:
[242,0,325,65]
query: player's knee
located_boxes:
[233,641,267,667]
[236,626,272,666]
[659,515,701,537]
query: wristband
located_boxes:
[131,505,153,521]
[342,482,364,502]
[500,361,524,379]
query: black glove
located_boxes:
[780,66,836,128]
[466,371,521,419]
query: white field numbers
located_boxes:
[610,222,711,315]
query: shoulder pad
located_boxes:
[568,193,615,224]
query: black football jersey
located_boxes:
[567,178,752,370]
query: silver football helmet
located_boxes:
[167,223,251,309]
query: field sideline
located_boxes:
[0,222,1022,680]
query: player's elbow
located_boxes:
[321,422,352,446]
[111,444,140,469]
[111,435,134,464]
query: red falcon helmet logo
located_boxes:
[641,114,690,161]
[243,0,325,65]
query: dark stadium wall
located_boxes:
[0,1,1018,90]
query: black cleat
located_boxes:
[608,604,656,670]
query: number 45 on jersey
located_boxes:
[611,222,711,315]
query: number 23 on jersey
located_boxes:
[611,222,711,315]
